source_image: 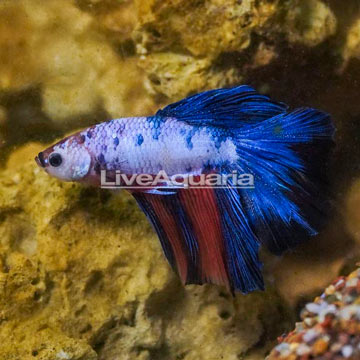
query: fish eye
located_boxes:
[49,153,63,167]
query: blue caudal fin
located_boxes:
[234,108,335,254]
[156,85,335,257]
[156,85,288,127]
[145,86,335,292]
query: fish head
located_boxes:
[35,133,92,182]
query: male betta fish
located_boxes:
[35,86,334,293]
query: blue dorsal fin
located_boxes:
[156,85,288,128]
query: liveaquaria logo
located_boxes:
[101,170,255,190]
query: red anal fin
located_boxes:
[143,195,188,283]
[178,188,230,289]
[132,186,232,290]
[132,184,265,293]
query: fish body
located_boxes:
[36,86,335,293]
[37,116,237,183]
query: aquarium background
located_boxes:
[0,0,360,359]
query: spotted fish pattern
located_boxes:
[35,86,335,293]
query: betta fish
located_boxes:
[35,86,334,293]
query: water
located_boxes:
[0,1,360,359]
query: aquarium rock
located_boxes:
[0,0,337,150]
[0,143,292,360]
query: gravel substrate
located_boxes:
[267,268,360,360]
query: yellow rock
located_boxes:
[0,144,292,359]
[345,179,360,244]
[344,18,360,64]
[0,0,339,153]
[286,0,337,47]
[135,0,268,59]
[0,0,154,127]
[134,0,337,97]
[139,53,241,100]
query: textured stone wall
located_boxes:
[1,1,360,359]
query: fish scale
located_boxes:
[77,116,237,175]
[35,86,334,293]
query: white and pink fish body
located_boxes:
[36,116,238,184]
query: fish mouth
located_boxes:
[35,152,46,168]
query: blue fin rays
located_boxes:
[235,108,334,254]
[141,85,335,292]
[156,85,288,128]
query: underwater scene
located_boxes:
[1,0,360,359]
